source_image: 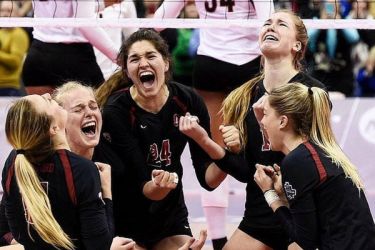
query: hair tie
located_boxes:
[16,149,26,155]
[308,87,313,95]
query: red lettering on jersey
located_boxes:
[160,139,172,166]
[148,140,172,166]
[149,143,159,162]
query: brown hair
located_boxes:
[117,28,172,81]
[95,70,130,108]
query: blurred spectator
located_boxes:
[133,0,146,17]
[356,46,375,96]
[144,0,161,17]
[17,1,33,42]
[0,1,29,96]
[171,2,199,86]
[95,0,138,80]
[307,0,359,96]
[348,0,375,47]
[290,0,320,18]
[21,1,118,95]
[348,0,375,94]
[370,0,375,16]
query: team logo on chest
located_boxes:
[284,182,297,200]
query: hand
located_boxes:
[151,170,179,189]
[178,230,207,250]
[95,162,112,199]
[271,164,283,196]
[110,236,136,250]
[252,95,267,125]
[220,125,241,153]
[179,112,207,142]
[254,163,275,193]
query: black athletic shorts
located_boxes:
[135,215,193,249]
[192,55,261,93]
[22,39,104,88]
[238,218,289,250]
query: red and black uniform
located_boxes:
[101,81,214,248]
[276,141,375,250]
[1,150,113,250]
[215,72,326,249]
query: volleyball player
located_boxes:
[153,1,275,248]
[254,83,375,249]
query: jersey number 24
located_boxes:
[149,139,172,166]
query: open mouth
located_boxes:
[139,71,155,88]
[263,34,278,41]
[81,121,97,137]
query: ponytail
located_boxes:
[222,74,264,148]
[95,70,130,108]
[15,154,74,249]
[309,88,363,189]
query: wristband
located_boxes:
[264,189,280,207]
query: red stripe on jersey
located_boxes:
[130,106,136,128]
[304,142,327,184]
[57,150,77,206]
[114,87,130,94]
[172,96,188,113]
[3,232,14,244]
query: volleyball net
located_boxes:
[0,0,375,29]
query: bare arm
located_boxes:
[142,170,178,200]
[179,114,227,189]
[73,1,118,62]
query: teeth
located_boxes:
[82,121,96,128]
[140,72,153,77]
[265,35,277,41]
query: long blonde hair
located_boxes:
[222,10,308,148]
[268,83,363,189]
[5,99,75,250]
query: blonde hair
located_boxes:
[53,81,95,107]
[5,99,75,250]
[222,74,264,148]
[268,83,363,189]
[222,10,308,148]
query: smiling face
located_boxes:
[59,87,102,153]
[126,40,169,100]
[260,98,284,152]
[259,12,301,60]
[26,93,68,131]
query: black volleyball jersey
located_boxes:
[101,81,213,238]
[276,141,375,250]
[216,72,326,228]
[1,150,113,250]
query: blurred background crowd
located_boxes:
[1,0,375,98]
